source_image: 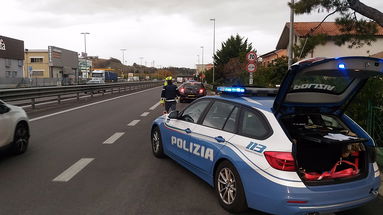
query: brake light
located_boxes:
[264,151,296,171]
[179,88,185,93]
[199,88,204,94]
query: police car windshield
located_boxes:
[290,73,354,94]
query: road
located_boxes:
[0,86,381,215]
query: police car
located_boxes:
[150,56,381,215]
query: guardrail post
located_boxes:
[77,92,80,101]
[111,87,114,94]
[91,91,94,98]
[31,98,36,109]
[119,86,121,93]
[58,95,61,104]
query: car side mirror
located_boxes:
[168,110,179,119]
[0,104,10,114]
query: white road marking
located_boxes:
[141,112,150,117]
[30,86,162,122]
[52,158,94,182]
[149,101,160,110]
[103,132,125,144]
[128,120,140,126]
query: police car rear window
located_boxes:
[239,109,271,139]
[290,73,354,94]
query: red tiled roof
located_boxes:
[290,22,383,36]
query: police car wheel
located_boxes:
[215,161,247,213]
[151,127,165,158]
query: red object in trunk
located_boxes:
[264,151,296,171]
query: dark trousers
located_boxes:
[165,101,176,113]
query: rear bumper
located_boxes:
[238,163,380,215]
[179,94,205,100]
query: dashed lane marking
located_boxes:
[127,120,140,126]
[103,132,125,144]
[141,112,150,117]
[52,158,94,182]
[149,102,160,110]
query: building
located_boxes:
[24,49,50,78]
[24,46,78,84]
[260,22,383,63]
[196,63,213,74]
[260,49,287,67]
[0,35,24,78]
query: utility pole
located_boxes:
[121,49,126,78]
[210,18,216,83]
[201,46,204,82]
[81,32,90,83]
[288,0,294,68]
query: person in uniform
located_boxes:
[160,76,179,113]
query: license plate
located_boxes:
[188,95,196,97]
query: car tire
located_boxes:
[215,160,247,213]
[11,123,29,155]
[151,127,165,158]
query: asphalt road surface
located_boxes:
[0,86,381,215]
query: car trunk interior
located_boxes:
[281,113,368,185]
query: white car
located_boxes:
[0,100,30,154]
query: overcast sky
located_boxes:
[1,0,382,68]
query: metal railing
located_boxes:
[0,81,162,109]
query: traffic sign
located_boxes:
[246,51,257,63]
[246,63,257,73]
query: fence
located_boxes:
[367,101,383,167]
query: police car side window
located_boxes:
[180,100,211,123]
[239,109,271,139]
[223,107,239,133]
[202,101,235,130]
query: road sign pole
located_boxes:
[249,72,253,85]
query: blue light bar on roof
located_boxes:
[338,63,346,69]
[217,86,245,93]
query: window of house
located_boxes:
[32,70,44,77]
[30,57,43,63]
[18,60,23,67]
[5,71,11,78]
[12,71,17,77]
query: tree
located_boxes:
[213,34,254,85]
[292,0,382,50]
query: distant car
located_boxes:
[0,100,30,155]
[177,82,207,103]
[86,79,105,84]
[150,57,382,214]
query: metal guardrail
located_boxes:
[0,81,162,108]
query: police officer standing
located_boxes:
[160,76,179,113]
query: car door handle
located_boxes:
[184,128,192,133]
[215,136,225,143]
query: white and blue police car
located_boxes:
[150,56,381,215]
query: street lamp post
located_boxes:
[81,32,90,81]
[201,46,204,81]
[210,18,216,83]
[121,49,126,79]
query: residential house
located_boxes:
[260,22,383,63]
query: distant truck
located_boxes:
[91,70,118,82]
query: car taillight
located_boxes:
[179,88,185,93]
[199,88,204,94]
[264,151,296,171]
